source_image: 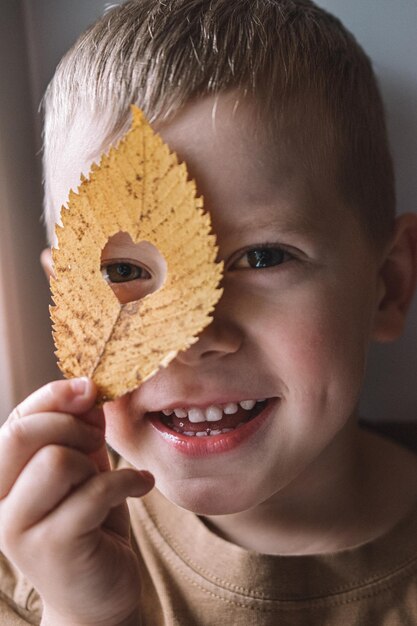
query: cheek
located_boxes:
[244,281,373,397]
[104,396,137,452]
[104,395,159,469]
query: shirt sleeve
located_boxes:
[0,552,42,625]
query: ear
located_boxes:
[372,213,417,343]
[40,248,55,280]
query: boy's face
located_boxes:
[51,92,385,515]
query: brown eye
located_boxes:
[232,246,292,270]
[246,248,286,268]
[102,262,151,283]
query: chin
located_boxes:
[157,475,260,516]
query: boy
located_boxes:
[1,0,417,624]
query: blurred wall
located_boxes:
[23,0,112,141]
[0,1,58,420]
[1,0,416,422]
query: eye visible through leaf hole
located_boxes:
[103,262,151,283]
[101,231,167,304]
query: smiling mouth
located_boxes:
[156,399,269,437]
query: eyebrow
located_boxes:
[229,207,316,239]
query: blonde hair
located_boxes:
[43,0,395,246]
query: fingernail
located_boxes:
[70,377,89,396]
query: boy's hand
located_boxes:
[0,379,154,626]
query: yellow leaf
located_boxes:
[51,106,223,402]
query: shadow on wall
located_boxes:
[361,298,417,424]
[384,72,417,216]
[360,72,417,424]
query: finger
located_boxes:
[89,441,112,473]
[1,446,98,536]
[0,412,104,500]
[7,379,101,424]
[47,469,154,539]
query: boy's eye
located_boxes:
[102,262,151,283]
[231,246,292,270]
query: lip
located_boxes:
[148,398,278,457]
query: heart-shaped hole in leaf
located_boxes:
[101,231,167,305]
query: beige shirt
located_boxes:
[2,435,417,625]
[129,485,417,625]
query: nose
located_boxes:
[174,315,243,366]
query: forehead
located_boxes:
[50,92,350,243]
[154,93,350,239]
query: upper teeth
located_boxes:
[162,399,264,423]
